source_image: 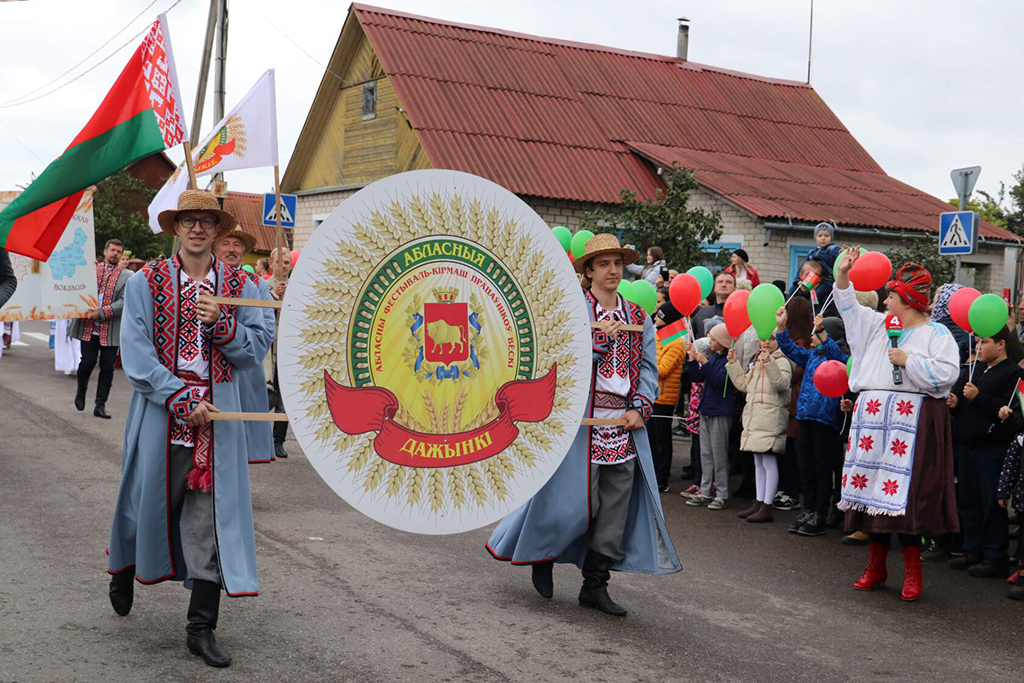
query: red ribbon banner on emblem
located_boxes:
[324,365,558,468]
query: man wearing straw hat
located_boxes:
[487,234,681,617]
[214,227,277,464]
[105,190,273,667]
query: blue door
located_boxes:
[789,245,814,283]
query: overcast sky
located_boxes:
[1,0,1022,207]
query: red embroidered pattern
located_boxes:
[178,273,215,365]
[890,438,908,457]
[882,479,900,496]
[81,263,121,345]
[859,435,875,452]
[865,399,882,415]
[141,19,186,147]
[851,473,869,490]
[896,399,915,417]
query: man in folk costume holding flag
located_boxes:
[0,15,186,260]
[833,249,959,601]
[106,191,272,667]
[487,234,680,616]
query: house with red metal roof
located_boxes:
[282,3,1021,292]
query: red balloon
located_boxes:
[948,287,981,332]
[813,359,849,398]
[723,290,751,337]
[290,250,300,269]
[849,252,892,292]
[669,273,702,315]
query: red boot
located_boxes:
[853,542,889,590]
[901,545,922,601]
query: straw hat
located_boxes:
[572,233,641,274]
[157,190,237,237]
[217,227,257,252]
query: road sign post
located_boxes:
[949,166,981,282]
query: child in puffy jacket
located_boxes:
[775,309,848,537]
[726,334,792,523]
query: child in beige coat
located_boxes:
[726,335,793,522]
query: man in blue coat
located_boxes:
[487,234,681,616]
[106,191,273,667]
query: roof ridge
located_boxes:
[353,3,813,88]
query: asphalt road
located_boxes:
[1,320,1021,682]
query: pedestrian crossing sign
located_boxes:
[262,192,297,228]
[939,211,976,255]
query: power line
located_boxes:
[0,115,45,165]
[254,0,350,87]
[0,0,159,107]
[0,0,183,109]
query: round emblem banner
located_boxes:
[278,170,591,534]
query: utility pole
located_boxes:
[189,0,218,149]
[213,0,229,187]
[807,0,814,84]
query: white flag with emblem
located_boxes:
[147,69,279,234]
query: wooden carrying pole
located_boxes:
[208,412,626,426]
[183,141,199,190]
[272,165,287,281]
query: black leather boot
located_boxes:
[108,567,135,616]
[94,379,111,419]
[74,376,87,411]
[531,561,554,599]
[578,550,627,616]
[186,580,231,667]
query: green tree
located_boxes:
[93,169,172,260]
[887,237,955,287]
[949,186,1009,229]
[578,167,725,272]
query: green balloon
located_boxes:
[570,230,595,259]
[552,226,572,253]
[846,355,854,377]
[968,293,1009,338]
[687,266,714,301]
[633,279,658,315]
[833,247,867,280]
[242,264,255,274]
[747,283,785,341]
[617,280,637,303]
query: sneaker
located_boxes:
[774,493,800,511]
[796,512,827,537]
[967,563,1004,579]
[685,495,712,507]
[658,484,670,493]
[921,545,951,563]
[788,511,812,534]
[948,553,982,571]
[680,485,702,499]
[707,497,727,510]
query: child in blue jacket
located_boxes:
[685,324,737,510]
[775,308,848,537]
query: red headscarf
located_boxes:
[887,263,931,312]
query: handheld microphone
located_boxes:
[885,314,903,385]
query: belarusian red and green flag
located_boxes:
[1015,378,1024,416]
[657,318,687,344]
[0,14,186,261]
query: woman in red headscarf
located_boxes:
[832,249,960,601]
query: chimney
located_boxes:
[677,17,689,61]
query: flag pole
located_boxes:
[273,164,287,282]
[183,142,198,190]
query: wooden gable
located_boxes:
[282,13,429,193]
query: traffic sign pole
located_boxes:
[950,166,981,283]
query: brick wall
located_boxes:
[292,188,359,249]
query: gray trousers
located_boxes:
[588,459,636,561]
[699,414,732,500]
[170,444,221,584]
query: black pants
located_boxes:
[779,436,801,498]
[796,420,839,515]
[77,337,117,401]
[958,443,1010,566]
[649,404,675,487]
[268,364,288,444]
[869,533,921,549]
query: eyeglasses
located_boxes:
[178,215,219,230]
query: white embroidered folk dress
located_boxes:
[170,266,215,448]
[591,297,637,465]
[834,283,958,515]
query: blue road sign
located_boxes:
[262,192,297,228]
[939,211,975,256]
